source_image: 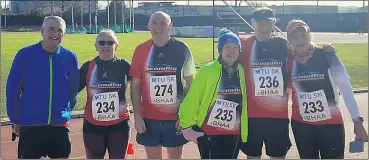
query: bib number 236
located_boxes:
[92,92,119,121]
[253,67,283,96]
[150,75,177,104]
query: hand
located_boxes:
[175,119,182,134]
[322,43,337,53]
[13,124,20,136]
[354,121,368,142]
[134,115,147,134]
[181,127,204,144]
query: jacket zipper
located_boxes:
[208,69,222,112]
[48,55,53,125]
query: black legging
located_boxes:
[193,126,241,159]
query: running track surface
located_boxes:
[1,94,368,159]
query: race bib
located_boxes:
[92,92,119,121]
[253,67,284,96]
[207,99,238,130]
[298,90,332,122]
[150,75,177,104]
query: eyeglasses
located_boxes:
[98,41,115,46]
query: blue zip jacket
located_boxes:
[6,41,80,126]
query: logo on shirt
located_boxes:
[219,85,241,95]
[158,53,164,58]
[251,58,283,68]
[147,64,177,73]
[292,72,325,81]
[89,81,122,89]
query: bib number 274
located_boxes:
[154,84,174,96]
[150,75,177,104]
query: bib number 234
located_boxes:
[92,92,119,121]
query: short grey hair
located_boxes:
[149,11,172,24]
[96,29,119,46]
[42,16,66,32]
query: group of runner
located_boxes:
[6,7,367,159]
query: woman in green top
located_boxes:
[178,29,248,159]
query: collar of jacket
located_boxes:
[218,55,239,75]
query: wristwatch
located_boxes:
[353,117,364,122]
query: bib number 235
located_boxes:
[207,99,238,130]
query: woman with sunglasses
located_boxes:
[78,29,132,159]
[287,20,368,159]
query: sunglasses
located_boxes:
[98,41,115,46]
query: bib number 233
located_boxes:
[150,75,177,104]
[92,92,119,121]
[298,90,332,122]
[253,67,283,96]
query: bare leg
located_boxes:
[145,145,163,159]
[167,146,184,159]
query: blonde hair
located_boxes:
[42,16,66,32]
[288,19,305,24]
[287,19,317,47]
[95,29,119,47]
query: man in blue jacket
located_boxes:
[6,16,79,159]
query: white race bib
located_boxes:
[253,67,284,96]
[92,92,119,121]
[149,75,177,104]
[207,99,238,130]
[298,90,332,122]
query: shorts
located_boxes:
[83,130,130,159]
[291,120,345,159]
[18,126,71,159]
[83,118,131,133]
[193,126,241,159]
[241,118,291,157]
[83,119,131,159]
[136,118,188,147]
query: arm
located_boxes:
[179,67,206,129]
[6,50,25,124]
[124,60,132,83]
[129,48,148,134]
[68,53,80,110]
[182,44,197,92]
[131,78,142,116]
[78,61,90,93]
[129,47,143,117]
[286,55,294,96]
[327,53,361,121]
[327,52,368,141]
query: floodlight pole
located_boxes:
[107,0,110,29]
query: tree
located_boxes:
[106,0,130,25]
